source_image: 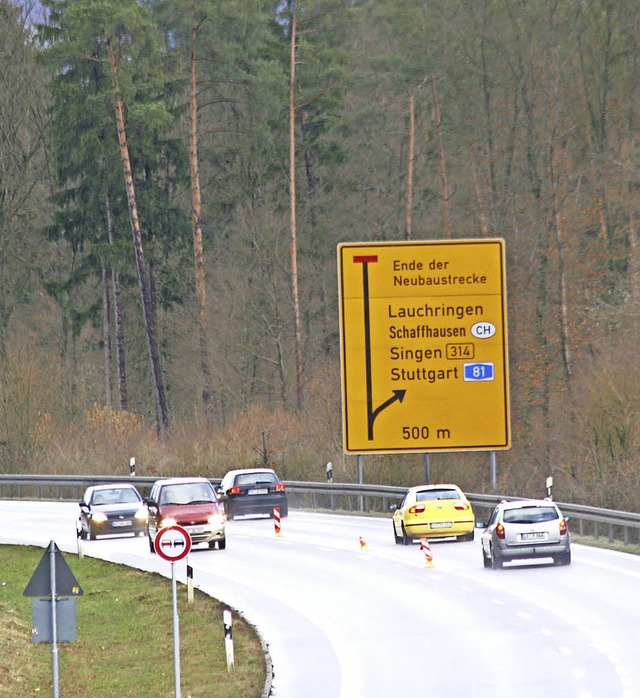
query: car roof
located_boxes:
[155,477,213,486]
[87,483,138,491]
[500,498,559,508]
[223,468,278,477]
[408,483,462,491]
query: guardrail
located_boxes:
[1,474,639,547]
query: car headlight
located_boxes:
[91,512,108,523]
[160,517,177,528]
[134,508,148,521]
[208,513,225,526]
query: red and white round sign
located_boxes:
[154,525,192,562]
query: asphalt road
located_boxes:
[3,501,640,697]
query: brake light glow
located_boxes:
[228,486,241,496]
[454,503,470,511]
[496,523,505,539]
[408,505,426,514]
[275,483,286,492]
[559,519,568,535]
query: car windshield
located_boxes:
[159,482,215,505]
[415,489,460,502]
[235,472,277,487]
[503,506,559,524]
[92,488,139,505]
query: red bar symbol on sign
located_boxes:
[354,255,378,264]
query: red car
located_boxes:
[145,477,226,551]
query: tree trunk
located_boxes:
[107,39,169,437]
[289,11,304,410]
[431,77,451,238]
[101,265,112,407]
[106,192,128,410]
[405,91,415,241]
[190,4,212,408]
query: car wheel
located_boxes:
[217,538,226,550]
[490,547,503,569]
[483,550,492,568]
[401,524,411,545]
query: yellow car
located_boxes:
[392,484,475,544]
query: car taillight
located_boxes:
[408,505,425,514]
[496,523,505,539]
[228,486,241,495]
[559,519,568,535]
[275,483,286,492]
[454,503,469,510]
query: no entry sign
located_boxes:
[155,525,192,562]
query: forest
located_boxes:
[1,0,638,511]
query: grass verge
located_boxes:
[0,545,266,697]
[572,534,640,557]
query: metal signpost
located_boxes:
[155,525,192,698]
[24,541,83,698]
[338,239,510,455]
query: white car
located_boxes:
[481,499,571,568]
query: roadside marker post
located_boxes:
[223,608,235,672]
[186,562,194,605]
[420,537,433,567]
[273,507,281,536]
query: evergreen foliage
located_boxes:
[1,0,638,510]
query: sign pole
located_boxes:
[171,562,181,698]
[154,525,191,698]
[49,542,60,698]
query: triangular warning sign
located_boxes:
[23,541,83,598]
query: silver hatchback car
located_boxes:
[481,499,571,569]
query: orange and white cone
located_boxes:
[359,536,367,551]
[420,537,433,566]
[273,507,281,536]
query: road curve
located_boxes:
[2,501,640,697]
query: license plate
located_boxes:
[248,488,268,495]
[112,520,132,527]
[520,532,546,541]
[430,522,452,529]
[188,527,204,534]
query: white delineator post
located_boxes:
[223,608,235,672]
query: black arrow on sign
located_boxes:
[353,255,407,440]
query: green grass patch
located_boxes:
[0,546,266,697]
[572,534,640,557]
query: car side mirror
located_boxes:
[144,498,158,513]
[79,502,90,512]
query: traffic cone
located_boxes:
[273,507,281,536]
[359,536,367,551]
[420,537,433,566]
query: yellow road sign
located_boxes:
[337,239,510,454]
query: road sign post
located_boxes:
[155,526,192,698]
[24,541,83,698]
[338,239,510,454]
